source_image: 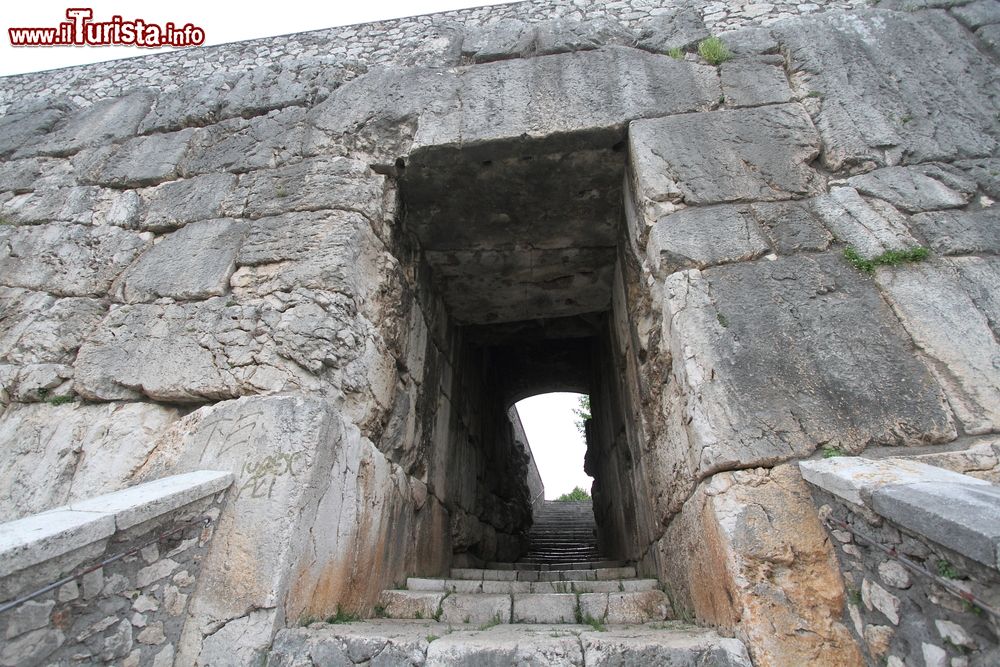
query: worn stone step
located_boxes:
[482,560,626,571]
[407,577,660,594]
[453,565,636,581]
[377,590,672,625]
[269,621,753,666]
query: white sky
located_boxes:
[1,0,520,77]
[516,393,594,500]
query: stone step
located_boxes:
[269,620,753,666]
[377,590,672,625]
[407,577,660,594]
[453,566,635,581]
[482,560,626,571]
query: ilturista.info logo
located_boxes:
[9,8,205,48]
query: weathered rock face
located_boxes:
[654,465,863,667]
[2,2,999,666]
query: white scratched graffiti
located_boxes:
[234,451,304,500]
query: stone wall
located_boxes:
[0,472,231,667]
[802,458,1000,666]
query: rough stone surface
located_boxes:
[908,208,1000,256]
[720,59,795,107]
[844,164,975,213]
[661,253,955,483]
[779,10,1000,169]
[0,224,151,297]
[875,261,1000,435]
[811,187,919,258]
[749,200,832,253]
[114,219,249,303]
[630,103,823,206]
[646,204,772,277]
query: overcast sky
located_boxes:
[516,393,594,500]
[1,0,519,76]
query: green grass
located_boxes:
[582,614,606,632]
[697,37,731,65]
[844,246,930,274]
[426,635,439,643]
[325,606,359,624]
[716,313,729,328]
[48,395,76,406]
[937,559,960,580]
[806,90,822,98]
[555,486,591,502]
[822,446,845,459]
[478,613,504,631]
[667,47,684,60]
[433,591,450,622]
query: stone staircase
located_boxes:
[518,500,601,565]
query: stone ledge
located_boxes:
[0,470,232,578]
[800,457,1000,570]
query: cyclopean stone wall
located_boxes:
[1,0,999,665]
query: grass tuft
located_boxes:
[48,394,76,406]
[426,634,439,643]
[844,246,930,274]
[822,446,845,459]
[478,612,503,631]
[667,46,684,60]
[937,559,960,580]
[697,36,731,65]
[325,606,359,624]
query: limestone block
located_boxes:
[461,18,535,62]
[137,73,234,134]
[0,223,151,296]
[428,625,584,664]
[532,18,635,56]
[951,256,1000,336]
[183,108,308,176]
[0,401,180,521]
[952,0,1000,29]
[0,288,105,365]
[977,23,1000,56]
[720,59,795,107]
[661,254,954,481]
[811,187,919,259]
[441,593,511,625]
[629,104,822,207]
[0,507,114,577]
[0,185,116,226]
[223,157,389,223]
[114,219,249,303]
[232,211,383,300]
[875,261,1000,434]
[750,200,832,253]
[635,7,710,52]
[0,107,65,159]
[657,465,863,667]
[379,590,443,619]
[28,91,154,158]
[220,64,321,119]
[135,173,239,232]
[74,290,366,402]
[908,208,1000,256]
[0,156,73,194]
[899,440,1000,484]
[954,157,1000,199]
[581,625,753,666]
[0,627,65,665]
[845,164,975,213]
[511,593,575,623]
[646,204,771,277]
[778,11,998,169]
[716,27,780,55]
[74,128,196,188]
[270,622,433,667]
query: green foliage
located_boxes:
[298,615,319,626]
[433,591,450,622]
[275,183,288,198]
[478,613,504,630]
[325,606,359,624]
[806,90,822,98]
[426,635,439,643]
[844,246,930,274]
[667,47,684,60]
[822,446,845,459]
[375,604,389,618]
[846,588,862,606]
[716,313,729,328]
[48,394,76,406]
[573,394,591,437]
[937,559,960,580]
[555,486,591,502]
[697,36,731,65]
[582,614,606,631]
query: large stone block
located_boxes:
[811,187,919,259]
[183,108,308,176]
[951,256,1000,336]
[74,290,367,403]
[113,219,249,303]
[74,128,196,188]
[749,200,832,253]
[629,104,822,208]
[27,91,154,158]
[0,185,117,226]
[232,211,384,304]
[0,223,151,297]
[779,10,999,169]
[907,208,1000,256]
[0,107,66,159]
[844,164,975,213]
[135,173,239,232]
[0,288,105,365]
[646,204,771,277]
[661,253,955,482]
[635,7,710,52]
[875,261,1000,434]
[0,401,179,521]
[127,395,447,664]
[656,465,863,667]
